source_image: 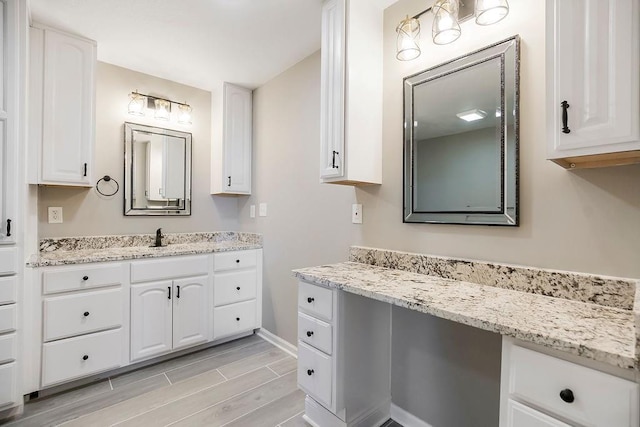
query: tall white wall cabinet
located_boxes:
[546,0,640,168]
[211,83,252,195]
[320,0,383,185]
[29,24,96,186]
[0,0,25,417]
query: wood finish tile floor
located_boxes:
[2,334,403,427]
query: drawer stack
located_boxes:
[297,281,336,411]
[41,263,125,387]
[0,248,18,408]
[212,250,261,339]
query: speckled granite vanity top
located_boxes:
[28,232,262,267]
[293,247,640,371]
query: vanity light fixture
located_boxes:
[456,109,487,121]
[127,91,193,125]
[395,0,509,61]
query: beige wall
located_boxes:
[38,62,239,237]
[238,51,359,345]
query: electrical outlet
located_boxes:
[259,203,267,217]
[352,204,362,224]
[250,205,256,218]
[48,207,63,224]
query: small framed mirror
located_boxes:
[403,36,519,226]
[124,122,192,216]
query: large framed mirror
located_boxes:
[403,36,519,226]
[124,122,192,216]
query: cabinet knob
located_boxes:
[236,317,240,321]
[307,297,314,303]
[559,388,574,403]
[307,369,314,376]
[306,331,314,337]
[82,355,89,361]
[236,286,241,291]
[82,276,89,281]
[83,311,90,317]
[236,259,240,263]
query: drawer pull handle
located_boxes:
[176,285,180,299]
[82,276,89,281]
[559,388,574,403]
[83,311,90,317]
[306,331,314,337]
[82,355,89,361]
[307,297,314,303]
[236,286,241,291]
[168,286,171,299]
[236,317,240,321]
[307,369,314,376]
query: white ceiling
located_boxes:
[30,0,400,91]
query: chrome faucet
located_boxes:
[154,228,164,247]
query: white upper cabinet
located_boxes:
[29,25,96,186]
[546,0,640,168]
[211,82,252,195]
[320,0,382,185]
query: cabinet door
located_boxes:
[172,276,209,350]
[319,0,345,180]
[547,0,639,159]
[223,83,252,194]
[130,281,172,361]
[0,362,17,408]
[505,400,570,427]
[41,29,95,185]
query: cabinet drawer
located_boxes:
[0,247,16,275]
[42,328,123,387]
[0,362,17,408]
[43,288,123,341]
[298,341,332,409]
[214,270,257,306]
[298,281,333,322]
[508,345,639,427]
[0,305,16,334]
[0,276,16,305]
[213,250,256,271]
[506,400,570,427]
[213,299,257,339]
[0,334,17,365]
[43,263,124,294]
[298,312,332,355]
[131,255,209,283]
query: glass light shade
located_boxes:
[432,0,461,45]
[475,0,509,25]
[177,104,192,124]
[128,93,146,116]
[396,16,421,61]
[154,99,170,121]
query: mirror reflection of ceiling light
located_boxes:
[395,0,509,60]
[457,109,487,122]
[495,109,502,117]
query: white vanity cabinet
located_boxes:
[499,339,640,427]
[546,0,640,168]
[211,83,252,195]
[319,0,383,185]
[29,24,96,186]
[297,280,391,427]
[130,256,210,361]
[212,250,262,339]
[39,262,127,387]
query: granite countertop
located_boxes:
[28,232,263,267]
[293,261,639,371]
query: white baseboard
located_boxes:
[391,403,432,427]
[257,328,297,358]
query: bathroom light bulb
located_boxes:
[178,104,192,125]
[154,99,170,121]
[128,92,146,116]
[475,0,509,26]
[396,16,421,61]
[432,0,461,45]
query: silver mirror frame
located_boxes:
[123,122,192,216]
[403,36,520,226]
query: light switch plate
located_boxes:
[48,207,63,224]
[250,205,256,218]
[352,204,362,224]
[259,203,267,217]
